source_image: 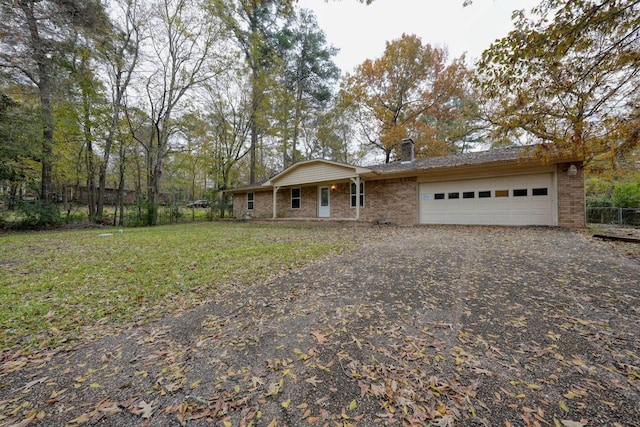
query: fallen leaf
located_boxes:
[311,330,328,344]
[68,413,91,424]
[251,376,264,387]
[10,411,37,427]
[559,400,570,413]
[132,400,154,419]
[99,402,122,417]
[21,376,49,391]
[305,376,322,386]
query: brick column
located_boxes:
[557,163,585,228]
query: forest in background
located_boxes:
[0,0,638,228]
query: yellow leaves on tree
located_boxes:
[476,0,640,174]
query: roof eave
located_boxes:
[263,159,372,187]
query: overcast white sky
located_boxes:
[295,0,540,74]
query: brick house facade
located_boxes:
[229,144,585,228]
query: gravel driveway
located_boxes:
[2,226,639,426]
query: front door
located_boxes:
[318,186,330,218]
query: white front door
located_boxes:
[318,186,330,218]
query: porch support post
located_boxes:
[272,186,280,219]
[351,177,361,220]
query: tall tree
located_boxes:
[0,92,41,209]
[64,34,104,222]
[274,8,340,166]
[211,0,291,183]
[173,111,212,203]
[339,34,474,163]
[476,0,640,169]
[132,0,224,225]
[0,0,108,205]
[204,74,252,212]
[314,101,355,163]
[94,0,142,223]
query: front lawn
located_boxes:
[0,223,371,352]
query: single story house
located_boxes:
[226,140,585,227]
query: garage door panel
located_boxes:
[419,174,554,226]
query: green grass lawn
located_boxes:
[0,222,368,352]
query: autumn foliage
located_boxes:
[338,34,478,163]
[476,0,640,175]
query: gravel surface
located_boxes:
[1,226,639,426]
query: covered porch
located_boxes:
[229,159,371,221]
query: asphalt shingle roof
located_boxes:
[227,146,556,192]
[368,145,526,174]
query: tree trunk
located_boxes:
[8,182,18,210]
[83,89,97,222]
[116,141,126,226]
[97,74,125,223]
[62,184,71,223]
[250,109,258,184]
[39,73,54,204]
[20,2,53,205]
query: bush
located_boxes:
[586,196,613,208]
[612,181,640,208]
[16,201,61,228]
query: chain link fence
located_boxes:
[587,207,640,226]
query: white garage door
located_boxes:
[419,173,555,226]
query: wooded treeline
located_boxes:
[1,0,638,226]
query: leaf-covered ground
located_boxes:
[1,225,639,426]
[0,223,371,351]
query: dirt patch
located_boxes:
[589,225,640,262]
[1,226,639,426]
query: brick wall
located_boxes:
[232,190,272,219]
[331,183,357,219]
[233,180,418,223]
[274,186,318,218]
[274,184,359,219]
[557,163,586,228]
[360,177,417,225]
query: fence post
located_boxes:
[619,208,623,226]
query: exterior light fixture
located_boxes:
[567,164,578,176]
[330,184,337,191]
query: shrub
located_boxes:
[17,201,61,228]
[586,196,613,208]
[612,181,640,208]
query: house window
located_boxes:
[291,187,301,209]
[448,192,460,199]
[513,189,528,197]
[247,192,254,210]
[478,191,491,198]
[495,190,509,197]
[350,182,365,208]
[463,191,475,199]
[532,188,549,196]
[434,193,445,200]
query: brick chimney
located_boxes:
[401,138,414,163]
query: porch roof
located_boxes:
[263,159,372,188]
